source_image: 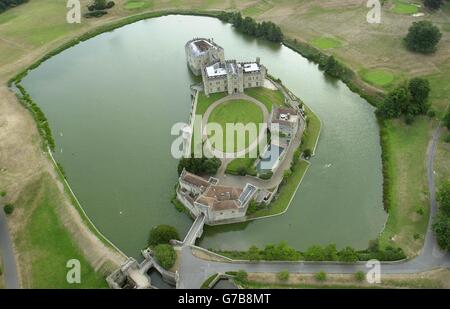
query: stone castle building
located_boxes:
[185,38,267,96]
[177,169,257,224]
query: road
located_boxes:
[0,208,19,289]
[177,126,450,288]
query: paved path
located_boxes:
[177,126,450,288]
[0,209,19,289]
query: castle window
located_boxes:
[256,82,259,86]
[248,83,251,87]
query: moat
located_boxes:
[21,15,387,257]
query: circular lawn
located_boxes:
[206,99,264,153]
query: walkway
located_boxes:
[177,126,450,288]
[182,214,205,246]
[0,209,20,289]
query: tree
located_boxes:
[248,245,261,261]
[404,21,442,54]
[433,214,450,250]
[323,244,338,261]
[408,78,430,115]
[177,157,221,175]
[437,181,450,216]
[277,270,289,281]
[423,0,444,10]
[376,85,409,119]
[148,225,180,247]
[304,245,326,261]
[3,204,14,215]
[444,106,450,130]
[338,246,359,262]
[154,244,177,270]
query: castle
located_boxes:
[185,38,267,96]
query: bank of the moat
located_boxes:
[19,15,387,257]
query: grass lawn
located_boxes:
[226,157,257,175]
[248,160,309,218]
[379,118,434,256]
[207,99,264,152]
[196,92,227,116]
[360,69,395,88]
[391,0,419,14]
[310,37,342,50]
[425,69,450,116]
[244,87,285,112]
[13,174,108,288]
[301,105,321,153]
[124,0,152,10]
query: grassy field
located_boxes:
[379,118,434,256]
[196,92,227,116]
[360,69,396,88]
[435,127,450,187]
[207,99,264,152]
[124,0,152,10]
[226,157,257,175]
[12,174,108,288]
[310,36,342,50]
[391,0,419,15]
[236,269,450,289]
[244,87,285,112]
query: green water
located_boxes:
[22,15,386,256]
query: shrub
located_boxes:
[4,204,14,215]
[235,270,248,282]
[154,244,177,270]
[355,271,365,282]
[0,191,6,197]
[148,225,180,247]
[315,271,326,281]
[106,1,115,8]
[444,134,450,144]
[277,270,289,281]
[423,0,444,10]
[259,171,273,180]
[338,246,358,262]
[303,148,312,158]
[404,21,442,54]
[404,114,414,125]
[427,110,436,118]
[444,107,450,130]
[84,10,108,18]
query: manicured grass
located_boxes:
[248,160,309,218]
[360,69,395,88]
[310,37,342,50]
[424,70,450,116]
[207,99,264,152]
[301,106,321,152]
[244,87,285,112]
[379,118,433,256]
[14,175,108,288]
[226,157,257,175]
[196,92,227,116]
[391,0,419,14]
[124,0,151,10]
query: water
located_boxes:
[21,15,386,257]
